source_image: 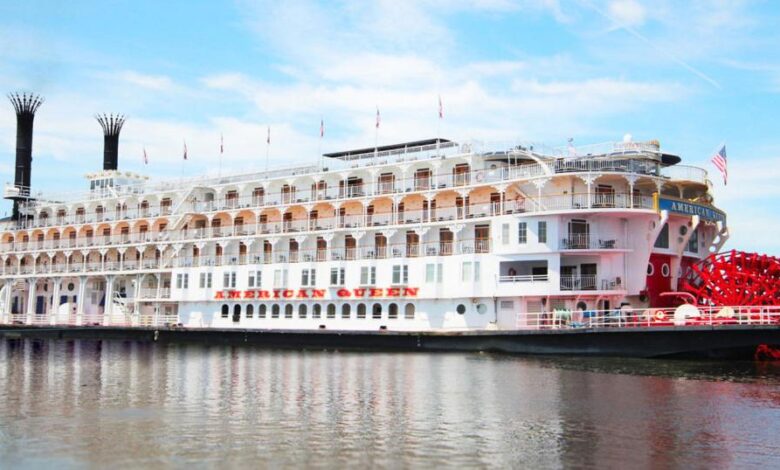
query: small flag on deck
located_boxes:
[183,141,188,160]
[220,134,224,155]
[711,144,727,185]
[438,95,443,119]
[267,126,270,144]
[320,118,325,138]
[376,107,381,128]
[143,147,148,165]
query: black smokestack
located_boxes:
[8,92,43,191]
[96,113,125,171]
[8,92,43,220]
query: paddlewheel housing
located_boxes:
[680,250,780,306]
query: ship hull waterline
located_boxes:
[2,325,779,359]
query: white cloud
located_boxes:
[114,71,177,92]
[607,0,646,27]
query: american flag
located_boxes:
[267,126,270,144]
[438,95,443,119]
[220,134,224,155]
[143,147,148,165]
[376,107,381,129]
[183,141,188,160]
[320,118,324,138]
[711,144,727,185]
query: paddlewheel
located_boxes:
[680,250,780,306]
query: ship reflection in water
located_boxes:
[1,339,779,467]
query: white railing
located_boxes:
[13,145,677,232]
[559,235,621,250]
[517,306,780,330]
[661,165,709,185]
[498,274,549,283]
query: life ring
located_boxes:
[652,310,667,322]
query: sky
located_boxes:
[0,0,778,254]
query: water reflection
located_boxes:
[1,339,779,468]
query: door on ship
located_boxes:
[232,304,241,323]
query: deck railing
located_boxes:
[517,306,780,329]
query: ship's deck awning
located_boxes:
[323,138,453,160]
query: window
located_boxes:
[392,265,409,284]
[655,223,669,249]
[404,303,415,319]
[518,222,527,244]
[341,304,351,319]
[272,304,280,318]
[299,304,307,318]
[687,228,699,253]
[223,272,236,288]
[456,304,466,314]
[372,303,382,319]
[360,266,376,285]
[462,262,472,282]
[176,274,188,289]
[233,305,241,321]
[501,223,510,245]
[388,303,398,319]
[313,304,322,319]
[285,304,293,318]
[437,263,443,283]
[246,304,254,319]
[258,304,267,318]
[199,272,213,288]
[476,303,487,314]
[248,270,261,288]
[221,304,229,318]
[357,303,366,319]
[273,269,288,288]
[327,303,336,319]
[425,263,436,283]
[474,261,481,282]
[538,221,547,243]
[330,267,345,286]
[301,269,317,287]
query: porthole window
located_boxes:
[68,282,75,291]
[299,304,307,318]
[679,225,688,236]
[456,304,466,315]
[661,263,670,277]
[647,263,654,276]
[476,303,487,315]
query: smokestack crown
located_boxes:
[96,113,126,136]
[8,92,44,116]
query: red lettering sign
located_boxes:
[215,291,224,299]
[243,290,255,299]
[311,289,325,298]
[402,287,419,297]
[337,288,351,298]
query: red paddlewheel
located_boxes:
[679,250,780,306]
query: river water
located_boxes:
[1,338,779,468]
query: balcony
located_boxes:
[560,275,622,291]
[559,235,621,250]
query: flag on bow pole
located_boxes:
[711,144,727,185]
[183,140,188,160]
[143,147,148,165]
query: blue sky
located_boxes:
[0,0,779,254]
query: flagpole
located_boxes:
[219,133,223,178]
[318,117,323,171]
[374,107,379,166]
[265,126,270,176]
